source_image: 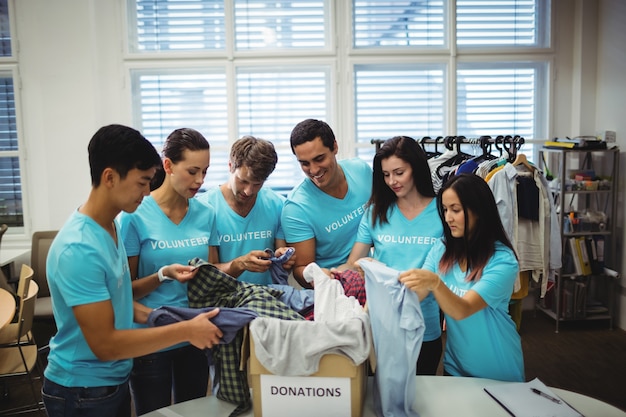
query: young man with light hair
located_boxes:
[197,135,295,285]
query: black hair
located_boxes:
[88,124,161,187]
[289,119,336,153]
[437,173,517,281]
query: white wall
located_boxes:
[12,0,129,245]
[596,0,626,328]
[8,0,626,327]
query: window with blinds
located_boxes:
[0,0,22,229]
[129,0,328,52]
[130,0,226,52]
[234,0,327,50]
[131,69,230,188]
[352,0,547,49]
[456,0,549,47]
[0,0,10,56]
[457,63,547,137]
[353,0,445,48]
[354,64,445,161]
[131,69,229,147]
[128,0,551,192]
[236,67,329,191]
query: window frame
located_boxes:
[125,0,554,193]
[0,0,26,235]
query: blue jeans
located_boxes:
[41,377,130,417]
[130,344,208,415]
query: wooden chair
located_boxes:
[0,265,45,415]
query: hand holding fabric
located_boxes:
[398,268,441,300]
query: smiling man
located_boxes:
[281,119,372,288]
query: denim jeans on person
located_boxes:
[130,344,208,415]
[41,377,131,417]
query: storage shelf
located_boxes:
[563,231,611,237]
[560,190,612,195]
[538,146,620,333]
[536,304,612,324]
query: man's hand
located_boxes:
[275,246,296,271]
[234,250,273,274]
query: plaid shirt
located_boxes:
[187,258,303,416]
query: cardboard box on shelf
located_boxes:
[248,333,367,417]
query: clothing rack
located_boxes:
[371,135,526,161]
[371,135,525,149]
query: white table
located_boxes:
[0,247,30,286]
[0,248,30,266]
[143,375,626,417]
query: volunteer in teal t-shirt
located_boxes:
[118,128,220,415]
[399,173,524,382]
[196,136,295,285]
[42,125,222,417]
[341,136,443,375]
[198,187,285,284]
[282,119,372,288]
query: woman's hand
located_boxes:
[398,268,441,299]
[161,263,200,283]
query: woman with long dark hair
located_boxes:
[399,173,524,381]
[341,136,443,374]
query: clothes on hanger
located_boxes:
[416,135,560,298]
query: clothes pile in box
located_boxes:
[148,258,370,417]
[248,262,371,417]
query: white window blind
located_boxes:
[456,63,546,138]
[131,69,231,190]
[127,0,551,194]
[353,1,445,48]
[234,0,327,50]
[0,74,22,228]
[457,0,549,47]
[354,64,445,160]
[130,0,226,52]
[132,69,229,149]
[130,0,329,53]
[0,0,10,56]
[236,67,329,191]
[0,0,21,229]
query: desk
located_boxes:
[143,375,626,417]
[0,288,16,330]
[0,247,30,287]
[0,247,30,269]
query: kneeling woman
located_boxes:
[399,173,524,382]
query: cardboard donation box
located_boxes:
[249,335,367,417]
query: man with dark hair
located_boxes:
[42,124,223,417]
[197,135,295,285]
[281,119,372,288]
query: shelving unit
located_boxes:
[537,146,620,332]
